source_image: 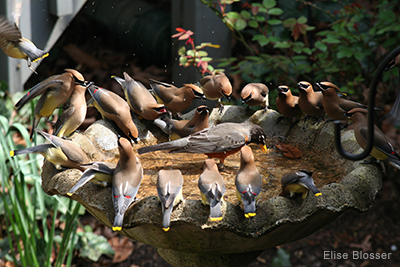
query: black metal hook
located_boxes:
[334,45,400,161]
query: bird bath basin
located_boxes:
[41,106,383,267]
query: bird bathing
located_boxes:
[41,105,383,267]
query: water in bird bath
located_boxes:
[135,143,346,204]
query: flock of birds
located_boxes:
[2,15,400,232]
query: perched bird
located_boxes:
[316,82,380,121]
[275,85,303,119]
[198,159,225,221]
[153,105,210,140]
[235,146,262,218]
[157,169,184,232]
[149,78,205,114]
[137,122,268,167]
[199,73,232,111]
[53,81,89,138]
[112,137,143,231]
[297,81,325,118]
[0,16,48,71]
[112,72,167,121]
[346,108,400,170]
[385,54,400,71]
[10,129,90,170]
[15,69,85,140]
[87,84,138,143]
[241,83,269,112]
[67,162,116,196]
[280,170,321,199]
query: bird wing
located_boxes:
[15,77,63,110]
[0,17,22,43]
[53,105,76,136]
[359,128,397,157]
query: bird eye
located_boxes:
[319,83,330,90]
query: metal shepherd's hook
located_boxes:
[334,45,400,160]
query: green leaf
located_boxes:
[248,20,258,28]
[226,11,241,19]
[79,232,114,261]
[337,48,353,58]
[297,16,307,24]
[292,46,302,54]
[274,41,291,48]
[179,56,187,66]
[235,19,247,30]
[354,51,364,61]
[187,50,195,57]
[271,248,291,267]
[268,36,280,43]
[196,51,208,57]
[379,9,396,23]
[322,37,341,44]
[240,10,252,20]
[178,46,186,56]
[201,57,213,62]
[302,47,312,55]
[283,18,296,28]
[252,35,270,46]
[263,0,276,9]
[315,41,327,51]
[268,8,283,16]
[267,19,282,25]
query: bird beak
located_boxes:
[259,144,268,153]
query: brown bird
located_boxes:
[67,162,116,196]
[10,129,90,170]
[346,108,400,170]
[112,137,143,231]
[15,69,85,139]
[137,122,268,167]
[157,169,184,231]
[87,84,138,143]
[199,73,232,111]
[280,170,321,199]
[275,85,303,119]
[112,72,168,121]
[154,105,210,140]
[235,146,262,218]
[297,81,325,118]
[0,16,48,71]
[149,78,205,114]
[53,81,89,138]
[385,54,400,71]
[198,159,226,221]
[316,82,373,121]
[241,83,269,112]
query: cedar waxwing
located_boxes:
[275,85,303,119]
[15,69,85,139]
[153,105,210,140]
[137,122,268,167]
[149,78,205,114]
[346,108,400,170]
[198,159,226,221]
[297,81,325,118]
[112,137,143,231]
[280,170,321,199]
[10,129,90,170]
[0,16,48,71]
[112,72,168,121]
[199,73,232,112]
[385,54,400,71]
[241,83,269,112]
[235,146,262,218]
[67,162,116,196]
[316,82,379,121]
[157,169,184,232]
[53,81,90,138]
[87,84,138,143]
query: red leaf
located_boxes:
[276,142,303,158]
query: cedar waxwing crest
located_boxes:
[297,81,310,90]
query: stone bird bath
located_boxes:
[41,106,383,267]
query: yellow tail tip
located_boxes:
[245,212,256,218]
[66,192,73,197]
[112,226,122,231]
[162,227,170,232]
[32,53,49,62]
[111,75,116,78]
[315,192,322,197]
[10,151,15,157]
[210,217,222,222]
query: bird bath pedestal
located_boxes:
[41,106,383,267]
